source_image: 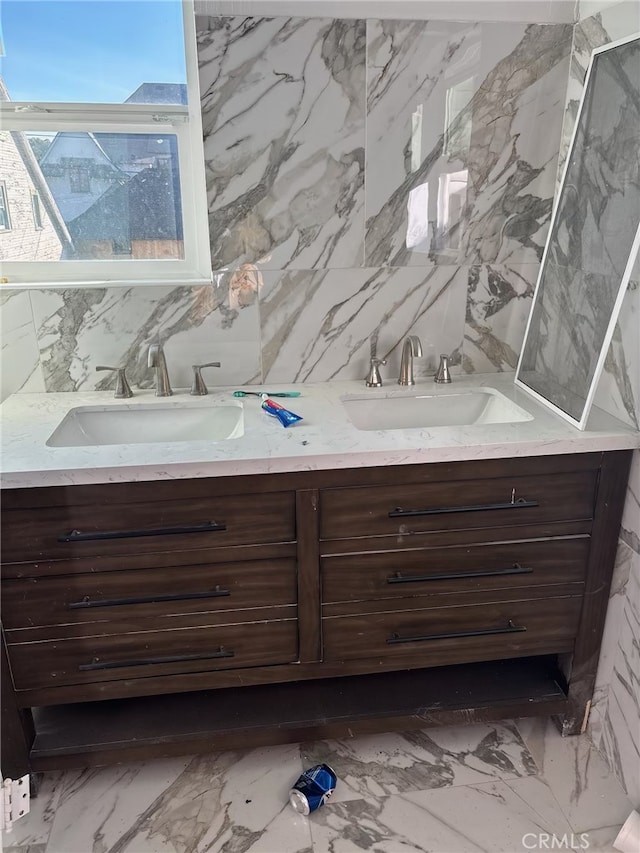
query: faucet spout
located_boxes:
[148,343,173,396]
[398,335,423,386]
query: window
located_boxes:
[0,182,11,230]
[0,0,210,287]
[31,192,43,229]
[69,165,91,194]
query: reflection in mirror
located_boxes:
[516,34,640,429]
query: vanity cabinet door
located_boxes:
[3,558,297,632]
[320,471,597,540]
[1,490,296,563]
[323,595,583,666]
[7,617,299,690]
[1,477,302,701]
[322,537,589,604]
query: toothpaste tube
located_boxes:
[261,395,303,427]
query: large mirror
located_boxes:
[516,34,640,430]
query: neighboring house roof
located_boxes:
[39,129,179,224]
[39,130,122,170]
[125,83,188,105]
[67,163,183,243]
[94,132,177,176]
[38,131,126,222]
[0,78,73,254]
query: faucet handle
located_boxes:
[191,362,221,396]
[365,356,387,388]
[434,354,452,384]
[95,365,133,398]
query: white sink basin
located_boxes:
[47,402,244,447]
[342,388,533,431]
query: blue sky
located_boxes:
[0,0,187,103]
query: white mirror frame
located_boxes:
[515,32,640,431]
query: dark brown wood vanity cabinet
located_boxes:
[0,451,631,777]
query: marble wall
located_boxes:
[563,0,640,806]
[0,14,572,399]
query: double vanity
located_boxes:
[1,374,638,779]
[47,385,530,447]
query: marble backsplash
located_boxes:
[1,15,573,399]
[1,261,539,396]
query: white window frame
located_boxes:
[0,1,211,288]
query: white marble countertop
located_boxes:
[1,373,639,489]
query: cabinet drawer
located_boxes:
[322,538,589,604]
[7,618,298,690]
[3,558,297,632]
[323,596,583,665]
[320,471,596,540]
[1,491,296,564]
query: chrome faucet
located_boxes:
[398,335,423,386]
[147,343,172,396]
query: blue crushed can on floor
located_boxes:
[289,764,337,815]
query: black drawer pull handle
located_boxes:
[58,521,226,543]
[387,564,533,584]
[386,620,527,645]
[69,586,231,609]
[389,498,538,518]
[78,647,234,671]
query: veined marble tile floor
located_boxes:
[4,720,633,853]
